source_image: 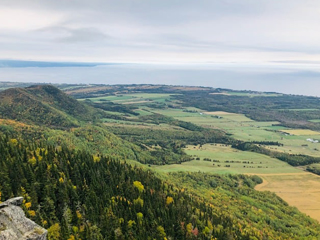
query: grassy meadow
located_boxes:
[152,144,301,174]
[84,92,320,157]
[85,93,176,104]
[81,91,320,222]
[150,107,320,157]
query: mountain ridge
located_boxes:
[0,85,99,128]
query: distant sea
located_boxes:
[0,63,320,96]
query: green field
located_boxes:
[153,144,301,174]
[134,108,153,116]
[102,118,153,125]
[82,90,320,158]
[204,111,254,122]
[80,91,320,159]
[74,88,320,225]
[85,92,320,157]
[85,93,177,104]
[147,107,320,157]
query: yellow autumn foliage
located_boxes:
[76,210,82,219]
[9,139,18,146]
[134,197,144,207]
[48,223,61,240]
[133,181,144,193]
[166,196,174,205]
[28,210,36,217]
[25,202,32,209]
[128,220,136,228]
[67,235,75,240]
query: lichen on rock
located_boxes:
[0,197,47,240]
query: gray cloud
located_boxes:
[0,0,320,64]
[37,26,110,43]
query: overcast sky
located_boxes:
[1,0,320,64]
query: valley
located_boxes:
[1,82,320,239]
[65,84,320,223]
[2,1,319,239]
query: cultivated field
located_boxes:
[80,91,320,222]
[255,172,320,222]
[150,107,320,157]
[279,129,320,136]
[203,111,254,122]
[153,144,300,174]
[85,93,177,104]
[154,143,320,222]
[89,92,320,157]
[82,92,320,157]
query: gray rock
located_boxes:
[0,203,8,209]
[5,197,24,206]
[0,197,47,240]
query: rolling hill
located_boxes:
[1,84,320,239]
[0,85,99,128]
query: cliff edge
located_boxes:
[0,197,47,240]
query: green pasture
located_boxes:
[263,125,288,130]
[83,92,320,157]
[150,108,203,118]
[183,107,204,112]
[103,110,125,116]
[153,144,300,174]
[309,119,320,123]
[88,95,133,102]
[84,93,177,105]
[102,119,147,125]
[103,121,182,130]
[148,107,320,157]
[150,108,253,125]
[203,111,254,122]
[263,136,320,157]
[134,108,153,116]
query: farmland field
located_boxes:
[82,92,320,158]
[153,144,300,174]
[279,129,320,135]
[84,93,177,104]
[149,107,320,157]
[255,172,320,222]
[153,143,320,222]
[80,90,320,222]
[203,111,254,122]
[88,93,320,157]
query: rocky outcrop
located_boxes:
[0,197,47,240]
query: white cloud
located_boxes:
[0,7,63,31]
[0,0,320,64]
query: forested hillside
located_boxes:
[1,135,320,239]
[1,84,320,239]
[0,85,100,128]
